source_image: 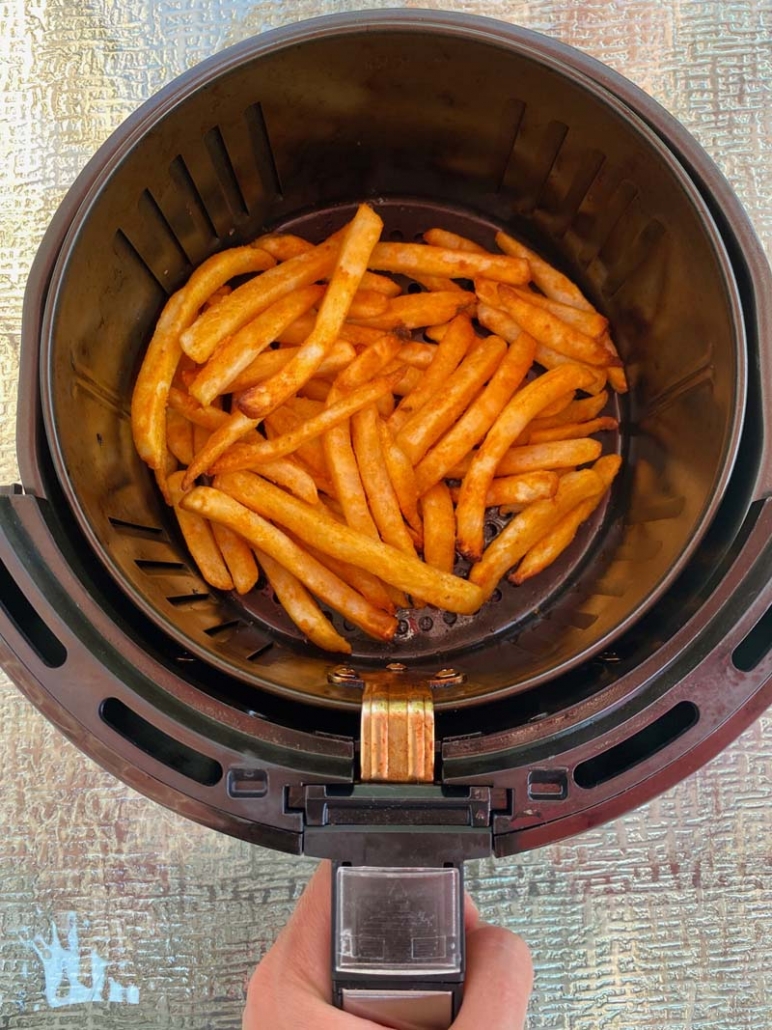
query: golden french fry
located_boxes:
[182,486,397,641]
[410,274,467,293]
[389,314,474,431]
[255,547,352,653]
[420,482,456,574]
[131,244,275,475]
[469,468,604,599]
[211,522,260,594]
[423,228,488,254]
[201,284,232,311]
[414,333,536,495]
[533,342,607,395]
[347,289,390,319]
[216,472,484,614]
[448,438,603,478]
[506,287,608,337]
[324,420,380,539]
[512,455,622,584]
[526,416,619,445]
[392,366,424,396]
[299,379,332,402]
[352,404,417,555]
[369,243,529,285]
[296,532,398,615]
[496,230,595,312]
[335,333,405,391]
[254,234,314,261]
[166,408,195,466]
[527,391,607,430]
[450,471,559,507]
[211,371,403,472]
[216,455,319,505]
[193,422,211,456]
[180,235,341,362]
[339,322,407,347]
[265,408,332,491]
[395,342,437,370]
[456,364,598,560]
[237,204,384,420]
[377,419,423,541]
[360,272,402,297]
[423,323,450,342]
[538,391,576,419]
[349,291,475,332]
[182,410,258,488]
[497,285,615,367]
[167,471,234,590]
[190,284,324,405]
[167,387,230,430]
[395,334,507,465]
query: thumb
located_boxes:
[452,923,533,1030]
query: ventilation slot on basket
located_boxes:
[204,125,249,218]
[732,605,772,672]
[168,154,219,251]
[108,516,166,539]
[574,701,698,789]
[101,698,222,786]
[0,558,67,669]
[245,102,283,198]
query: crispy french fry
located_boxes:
[256,547,352,653]
[423,323,450,342]
[395,342,437,370]
[335,334,405,391]
[392,366,424,396]
[167,471,234,590]
[423,228,488,254]
[131,244,275,479]
[506,287,608,337]
[511,455,621,584]
[456,364,598,560]
[352,404,417,555]
[166,409,195,466]
[607,365,629,394]
[180,235,341,363]
[193,422,211,456]
[538,391,576,419]
[211,522,260,594]
[527,392,608,430]
[369,243,529,285]
[167,387,230,431]
[389,314,475,431]
[339,323,407,347]
[497,285,615,367]
[237,204,384,420]
[349,291,475,332]
[254,234,314,261]
[324,419,380,539]
[360,272,402,297]
[235,456,319,504]
[414,333,536,495]
[265,408,332,489]
[182,410,258,488]
[347,289,390,319]
[450,471,559,507]
[190,285,324,405]
[216,472,484,614]
[295,531,397,615]
[496,230,595,312]
[421,482,456,574]
[469,468,604,599]
[201,284,232,311]
[182,486,397,641]
[299,379,332,402]
[377,419,423,541]
[227,341,357,392]
[448,438,603,478]
[533,342,608,395]
[395,334,507,465]
[526,417,619,445]
[410,274,467,293]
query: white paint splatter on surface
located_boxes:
[20,912,139,1008]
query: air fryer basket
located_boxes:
[39,18,746,709]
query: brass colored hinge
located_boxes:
[329,663,465,784]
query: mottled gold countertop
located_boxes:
[1,2,770,1027]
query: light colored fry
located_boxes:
[521,391,608,435]
[256,547,351,654]
[238,456,319,504]
[423,228,488,254]
[265,408,332,489]
[167,387,230,430]
[211,522,260,594]
[181,486,398,641]
[180,235,341,362]
[216,473,484,614]
[352,404,417,556]
[533,342,608,395]
[335,333,405,391]
[131,244,275,479]
[349,291,475,332]
[324,419,380,539]
[237,204,384,420]
[182,410,258,488]
[497,285,615,367]
[414,333,536,494]
[526,416,619,445]
[469,468,604,599]
[377,419,423,541]
[421,482,456,574]
[201,284,232,311]
[389,314,475,431]
[448,438,603,478]
[190,284,324,406]
[395,334,507,465]
[228,341,356,392]
[167,471,234,591]
[254,234,314,261]
[166,409,194,466]
[456,363,598,560]
[496,230,595,311]
[607,365,629,394]
[450,471,559,507]
[295,532,397,615]
[369,243,529,285]
[347,289,390,319]
[506,287,608,337]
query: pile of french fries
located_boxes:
[131,204,625,654]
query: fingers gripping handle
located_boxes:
[332,865,465,1029]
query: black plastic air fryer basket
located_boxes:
[1,10,772,1024]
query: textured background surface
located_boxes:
[1,1,771,1027]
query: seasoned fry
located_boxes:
[224,455,320,505]
[350,291,475,332]
[297,533,397,615]
[423,228,488,254]
[497,285,616,367]
[216,472,484,614]
[533,342,608,395]
[167,387,230,431]
[299,379,332,402]
[265,408,332,490]
[377,419,423,541]
[237,204,384,420]
[254,234,314,261]
[525,416,619,445]
[411,274,467,293]
[182,486,397,641]
[392,366,424,396]
[469,468,604,599]
[505,287,608,337]
[369,242,529,285]
[524,391,609,432]
[450,471,559,507]
[131,244,275,482]
[347,289,390,319]
[228,341,356,392]
[414,333,536,495]
[421,482,456,574]
[395,342,437,370]
[496,230,595,311]
[180,235,341,362]
[456,364,598,560]
[211,522,260,594]
[167,471,234,591]
[448,438,603,478]
[166,408,194,466]
[257,548,352,653]
[182,410,258,488]
[190,284,324,405]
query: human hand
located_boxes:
[243,861,533,1029]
